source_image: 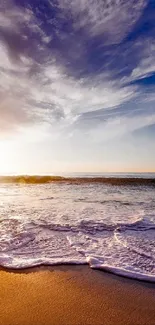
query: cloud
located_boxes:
[0,97,29,133]
[0,0,154,142]
[0,36,137,135]
[0,5,32,32]
[130,41,155,81]
[70,112,155,144]
[38,64,137,117]
[0,0,46,63]
[57,0,147,44]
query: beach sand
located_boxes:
[0,265,155,325]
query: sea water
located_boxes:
[0,174,155,282]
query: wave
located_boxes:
[22,214,146,234]
[74,198,134,206]
[0,175,155,186]
[1,214,155,283]
[88,257,155,282]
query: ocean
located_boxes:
[0,173,155,282]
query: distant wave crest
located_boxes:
[0,175,155,186]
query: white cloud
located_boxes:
[0,0,153,142]
[131,57,155,80]
[37,63,137,118]
[143,93,155,102]
[57,0,147,44]
[0,0,47,59]
[0,36,137,135]
[125,40,155,82]
[83,113,155,143]
[0,7,32,31]
[0,0,34,43]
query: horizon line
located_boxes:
[0,171,155,177]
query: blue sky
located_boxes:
[0,0,155,173]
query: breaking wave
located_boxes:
[0,175,155,186]
[0,181,155,282]
[0,214,155,282]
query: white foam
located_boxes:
[88,257,155,282]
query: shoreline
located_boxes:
[0,265,155,325]
[1,261,155,283]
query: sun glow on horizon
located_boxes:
[0,139,155,177]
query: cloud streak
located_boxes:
[58,0,147,43]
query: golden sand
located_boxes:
[0,265,155,325]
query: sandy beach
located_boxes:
[0,265,155,325]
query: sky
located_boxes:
[0,0,155,174]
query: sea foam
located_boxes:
[0,181,155,281]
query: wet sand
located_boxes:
[0,265,155,325]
